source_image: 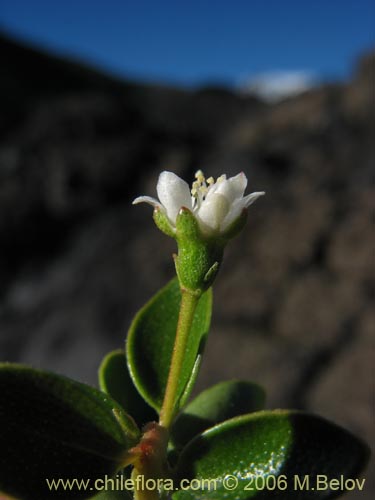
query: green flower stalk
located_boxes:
[133,170,264,429]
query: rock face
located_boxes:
[1,34,373,498]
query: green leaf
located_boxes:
[0,363,140,500]
[173,410,370,500]
[171,380,265,449]
[126,278,212,412]
[99,349,157,427]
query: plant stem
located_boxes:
[159,289,200,428]
[130,423,169,500]
[132,467,160,500]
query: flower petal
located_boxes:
[197,193,230,233]
[157,171,192,223]
[221,198,247,231]
[243,191,265,207]
[132,196,162,209]
[227,172,248,198]
[221,191,265,231]
[209,172,248,203]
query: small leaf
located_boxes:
[0,363,140,500]
[99,349,157,426]
[127,278,212,412]
[171,380,265,449]
[173,410,370,499]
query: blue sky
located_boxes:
[1,0,374,87]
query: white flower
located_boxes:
[133,170,265,235]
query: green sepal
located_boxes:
[153,207,175,238]
[174,208,223,292]
[175,207,202,240]
[171,380,266,449]
[0,363,140,500]
[173,410,370,499]
[127,277,212,412]
[154,207,249,293]
[99,349,158,427]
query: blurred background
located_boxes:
[0,1,374,498]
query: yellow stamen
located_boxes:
[195,169,205,181]
[192,171,222,200]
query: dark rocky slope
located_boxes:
[0,33,373,498]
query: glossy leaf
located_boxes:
[0,363,140,500]
[171,380,265,449]
[126,278,212,411]
[99,349,157,426]
[173,410,370,499]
